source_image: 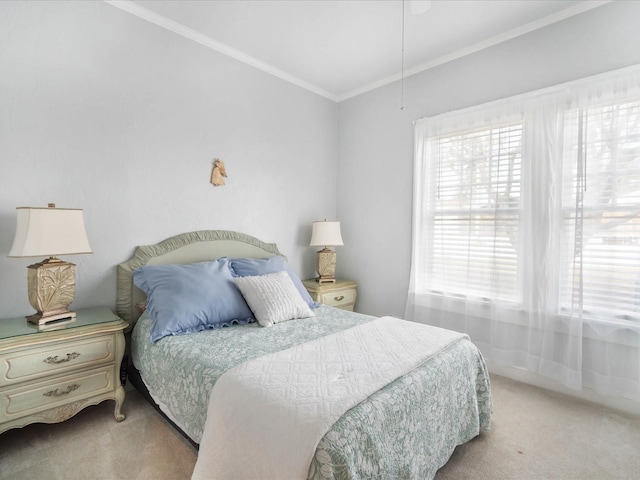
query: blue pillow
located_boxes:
[133,258,254,342]
[229,256,320,308]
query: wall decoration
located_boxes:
[210,158,227,186]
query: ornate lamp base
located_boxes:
[26,257,77,326]
[316,248,337,284]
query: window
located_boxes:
[417,97,640,324]
[561,98,640,322]
[426,122,522,303]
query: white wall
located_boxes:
[0,1,338,318]
[337,0,640,318]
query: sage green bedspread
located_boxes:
[131,306,492,479]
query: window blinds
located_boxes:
[561,98,640,322]
[427,122,522,302]
[420,97,640,323]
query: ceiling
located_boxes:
[108,0,610,101]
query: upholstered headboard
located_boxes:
[116,230,283,325]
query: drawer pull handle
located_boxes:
[43,352,81,364]
[334,295,345,302]
[43,384,80,398]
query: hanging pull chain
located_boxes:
[401,0,405,110]
[583,110,588,192]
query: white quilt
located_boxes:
[191,316,467,480]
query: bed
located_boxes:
[117,230,492,479]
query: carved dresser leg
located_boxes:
[114,385,126,422]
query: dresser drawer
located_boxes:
[0,335,115,387]
[0,365,116,420]
[318,288,356,309]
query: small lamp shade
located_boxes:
[8,205,92,326]
[310,221,344,248]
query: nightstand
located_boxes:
[0,307,127,434]
[303,279,357,311]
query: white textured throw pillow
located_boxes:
[234,271,314,327]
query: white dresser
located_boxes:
[0,307,127,434]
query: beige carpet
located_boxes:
[1,375,639,479]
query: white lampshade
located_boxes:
[310,220,344,248]
[9,206,92,258]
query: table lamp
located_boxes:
[310,220,343,283]
[8,204,92,326]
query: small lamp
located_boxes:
[8,204,92,326]
[310,220,343,284]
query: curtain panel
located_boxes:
[406,65,640,402]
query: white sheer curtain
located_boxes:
[406,65,640,402]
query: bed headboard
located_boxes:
[116,230,283,325]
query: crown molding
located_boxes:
[104,0,339,102]
[105,0,611,104]
[337,0,612,102]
